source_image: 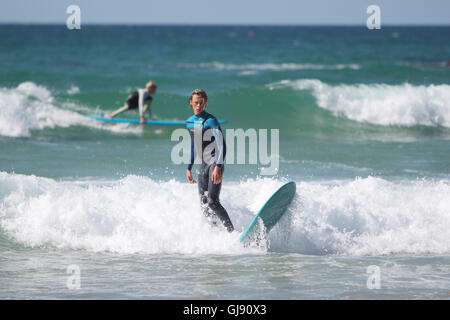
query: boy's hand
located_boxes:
[140,116,146,124]
[186,170,196,184]
[212,166,222,184]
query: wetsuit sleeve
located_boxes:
[206,118,225,168]
[212,128,225,168]
[138,89,145,118]
[143,99,152,119]
[187,131,195,171]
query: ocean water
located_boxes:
[0,25,449,299]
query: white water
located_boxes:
[179,62,360,71]
[1,172,449,256]
[0,82,142,137]
[269,79,450,127]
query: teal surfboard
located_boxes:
[87,115,227,126]
[239,181,296,243]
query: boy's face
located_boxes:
[190,95,207,115]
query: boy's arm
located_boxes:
[212,128,224,168]
[206,118,225,168]
[206,118,225,185]
[187,132,195,171]
[143,100,152,119]
[211,126,224,184]
[186,132,196,183]
[138,89,145,118]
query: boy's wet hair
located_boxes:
[189,89,208,103]
[146,81,157,89]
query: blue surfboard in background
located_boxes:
[87,115,227,126]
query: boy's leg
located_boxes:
[206,165,234,232]
[197,164,210,213]
[108,104,130,118]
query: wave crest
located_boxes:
[269,79,450,127]
[179,61,360,72]
[0,82,142,137]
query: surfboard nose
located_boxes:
[239,181,296,243]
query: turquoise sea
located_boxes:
[0,25,449,299]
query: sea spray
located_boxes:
[1,172,449,256]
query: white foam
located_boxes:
[0,82,142,137]
[66,85,80,95]
[0,172,249,254]
[268,79,450,127]
[1,172,449,256]
[272,176,450,256]
[179,62,360,72]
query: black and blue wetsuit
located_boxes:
[186,111,234,232]
[109,88,153,118]
[126,89,153,118]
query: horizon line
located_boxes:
[1,22,450,27]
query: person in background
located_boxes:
[109,81,157,124]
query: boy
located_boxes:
[186,89,234,232]
[109,81,157,124]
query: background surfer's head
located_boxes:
[189,89,208,115]
[146,81,157,93]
